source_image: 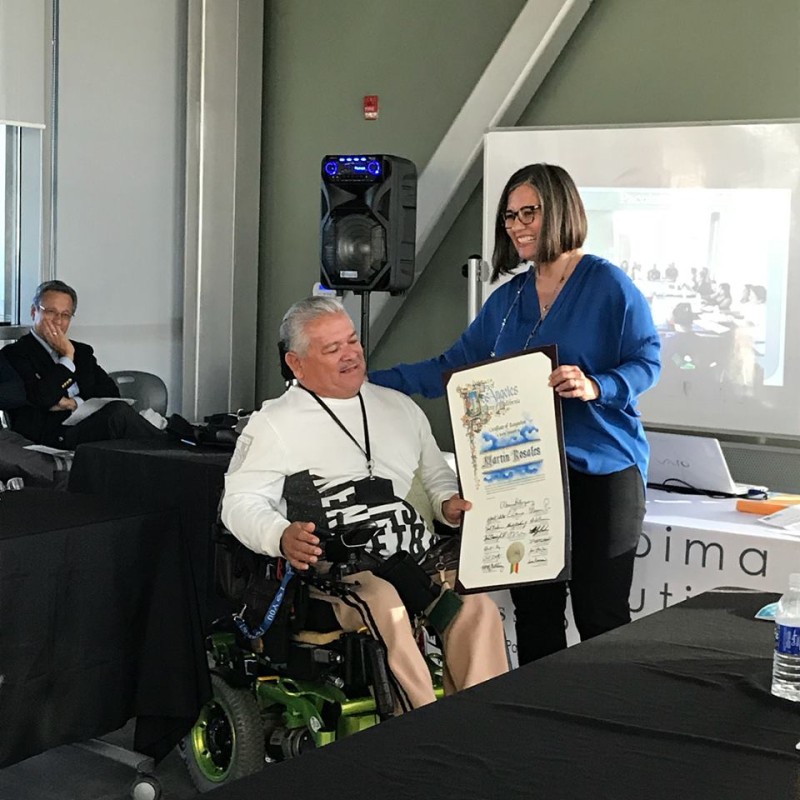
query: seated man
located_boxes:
[222,296,508,712]
[1,350,72,488]
[2,280,162,448]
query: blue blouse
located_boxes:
[370,254,661,482]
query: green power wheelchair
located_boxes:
[179,522,451,793]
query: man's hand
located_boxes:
[280,521,322,571]
[41,320,75,361]
[441,494,472,526]
[49,396,78,412]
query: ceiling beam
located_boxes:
[348,0,593,350]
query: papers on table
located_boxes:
[23,444,74,457]
[62,397,134,426]
[759,504,800,532]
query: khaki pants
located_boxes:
[311,570,508,713]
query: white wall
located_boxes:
[54,0,186,411]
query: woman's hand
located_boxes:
[549,365,599,402]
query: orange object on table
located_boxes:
[736,494,800,515]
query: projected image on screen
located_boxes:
[582,187,790,422]
[483,123,800,438]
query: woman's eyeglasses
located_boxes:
[502,204,541,228]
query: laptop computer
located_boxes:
[646,431,764,496]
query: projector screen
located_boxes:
[482,122,800,440]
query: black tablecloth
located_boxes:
[68,438,233,622]
[208,591,800,800]
[0,488,211,768]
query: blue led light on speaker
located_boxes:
[322,155,382,180]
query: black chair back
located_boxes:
[109,370,168,415]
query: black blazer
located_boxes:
[3,333,119,443]
[0,351,26,411]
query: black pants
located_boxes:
[510,465,645,666]
[51,401,164,449]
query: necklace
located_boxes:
[489,268,533,358]
[489,253,582,357]
[536,251,579,318]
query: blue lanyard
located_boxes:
[233,563,295,640]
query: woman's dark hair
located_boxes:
[490,163,587,281]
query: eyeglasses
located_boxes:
[38,305,75,322]
[502,205,541,228]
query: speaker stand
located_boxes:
[359,292,371,371]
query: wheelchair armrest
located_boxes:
[213,525,277,603]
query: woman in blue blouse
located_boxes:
[371,163,661,664]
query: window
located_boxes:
[2,124,43,333]
[1,124,10,324]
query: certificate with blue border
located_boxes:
[445,346,571,593]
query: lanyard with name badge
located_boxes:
[300,386,394,505]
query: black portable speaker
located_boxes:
[320,154,417,294]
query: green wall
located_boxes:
[259,0,800,447]
[258,0,524,401]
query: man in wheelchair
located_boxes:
[221,296,508,714]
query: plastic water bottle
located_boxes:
[771,573,800,701]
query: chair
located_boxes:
[0,350,25,428]
[179,524,396,792]
[109,370,168,415]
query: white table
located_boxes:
[491,489,800,664]
[631,489,800,618]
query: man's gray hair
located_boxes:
[33,280,78,312]
[279,295,347,355]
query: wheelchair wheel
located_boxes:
[180,673,265,793]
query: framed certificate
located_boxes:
[445,346,571,593]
